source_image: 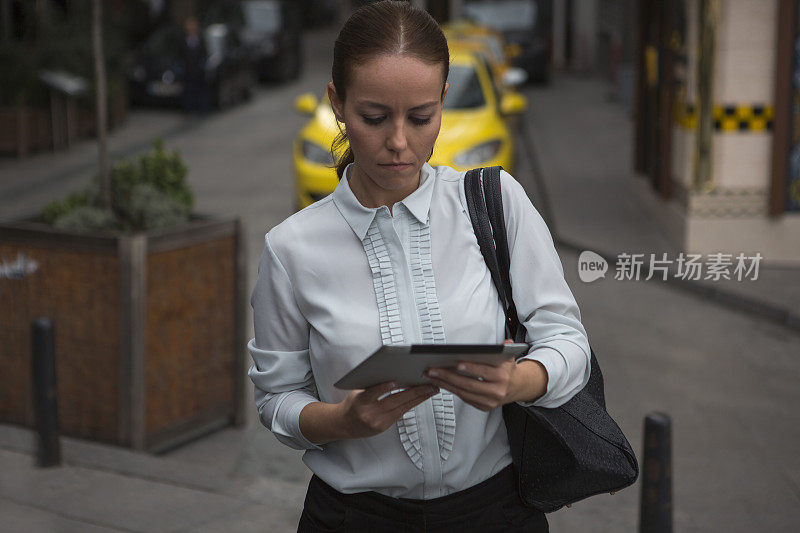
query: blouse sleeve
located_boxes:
[246,232,323,451]
[499,170,592,408]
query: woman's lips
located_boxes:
[380,163,411,170]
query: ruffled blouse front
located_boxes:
[247,162,591,499]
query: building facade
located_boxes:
[634,0,800,264]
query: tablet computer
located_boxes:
[333,343,530,390]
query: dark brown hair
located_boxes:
[330,0,450,179]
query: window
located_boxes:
[443,65,486,110]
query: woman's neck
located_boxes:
[348,164,421,214]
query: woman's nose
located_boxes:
[386,120,408,152]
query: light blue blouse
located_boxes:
[247,162,591,499]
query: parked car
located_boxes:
[463,0,551,83]
[204,0,303,82]
[443,19,528,90]
[128,23,256,109]
[290,48,528,209]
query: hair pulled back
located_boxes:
[330,0,450,179]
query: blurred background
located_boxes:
[1,0,799,531]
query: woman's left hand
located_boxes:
[424,339,549,411]
[424,358,520,411]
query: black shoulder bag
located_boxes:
[464,166,639,513]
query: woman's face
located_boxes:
[328,54,449,203]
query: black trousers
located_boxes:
[297,463,549,532]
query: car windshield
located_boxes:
[464,0,537,31]
[443,64,486,110]
[460,35,505,65]
[242,0,282,32]
[483,35,505,63]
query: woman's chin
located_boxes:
[375,164,420,184]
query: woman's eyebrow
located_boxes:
[357,101,438,111]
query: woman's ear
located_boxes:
[441,81,449,103]
[327,81,344,123]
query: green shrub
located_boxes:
[53,206,118,233]
[40,180,102,225]
[125,183,190,231]
[132,139,193,211]
[40,139,194,233]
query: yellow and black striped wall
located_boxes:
[674,102,774,132]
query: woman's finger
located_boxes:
[453,360,512,382]
[426,367,499,394]
[429,380,496,411]
[363,380,398,402]
[388,387,440,417]
[379,384,437,411]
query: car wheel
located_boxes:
[243,71,256,100]
[217,80,230,109]
[275,57,290,82]
[290,48,303,80]
[276,50,297,83]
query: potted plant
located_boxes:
[0,136,247,453]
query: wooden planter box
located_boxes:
[0,107,52,157]
[0,95,127,157]
[0,215,247,453]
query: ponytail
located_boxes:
[332,123,353,180]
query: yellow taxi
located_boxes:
[443,20,526,89]
[291,48,528,209]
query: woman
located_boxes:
[247,2,591,531]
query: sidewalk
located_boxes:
[0,424,309,532]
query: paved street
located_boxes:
[2,19,799,533]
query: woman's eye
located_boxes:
[361,115,432,126]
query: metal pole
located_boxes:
[639,412,672,532]
[32,317,60,467]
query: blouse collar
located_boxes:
[332,162,437,241]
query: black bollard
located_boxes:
[32,317,61,467]
[639,412,672,533]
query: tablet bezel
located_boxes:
[333,343,530,390]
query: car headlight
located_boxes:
[453,140,503,167]
[301,140,335,165]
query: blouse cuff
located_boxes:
[247,339,314,393]
[515,339,590,408]
[272,391,324,451]
[247,339,323,450]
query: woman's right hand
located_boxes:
[335,381,439,439]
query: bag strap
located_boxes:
[464,168,504,304]
[464,167,524,343]
[480,166,523,342]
